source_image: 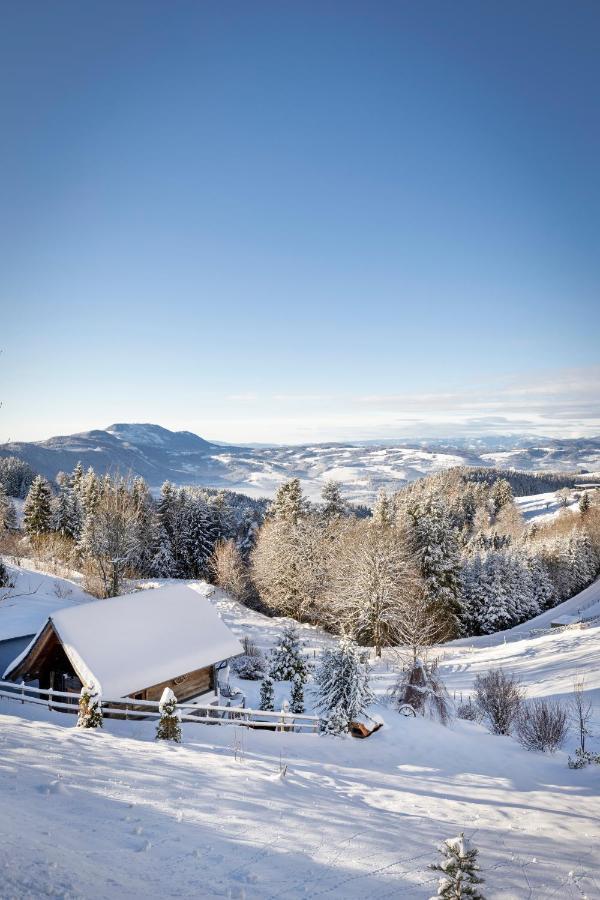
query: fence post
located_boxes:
[20,680,25,704]
[48,687,53,712]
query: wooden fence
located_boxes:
[0,679,320,734]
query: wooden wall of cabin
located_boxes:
[133,665,215,703]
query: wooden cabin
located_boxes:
[3,584,243,706]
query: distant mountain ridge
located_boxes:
[1,423,599,503]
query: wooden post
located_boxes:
[48,687,53,712]
[20,680,25,704]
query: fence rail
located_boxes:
[0,680,320,734]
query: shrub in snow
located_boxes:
[516,699,568,752]
[456,697,479,722]
[269,624,309,682]
[156,688,182,743]
[474,669,524,736]
[0,559,13,589]
[77,686,103,729]
[391,658,452,725]
[315,636,374,729]
[429,832,485,899]
[319,703,351,736]
[290,673,305,714]
[568,748,600,769]
[231,636,267,680]
[259,676,275,711]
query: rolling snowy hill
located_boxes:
[0,564,599,898]
[2,423,599,503]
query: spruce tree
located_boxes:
[269,624,309,682]
[290,673,305,714]
[23,475,53,537]
[77,686,103,729]
[409,498,462,639]
[429,833,485,899]
[579,492,591,516]
[0,482,17,531]
[156,688,182,742]
[269,479,304,525]
[315,637,374,726]
[321,481,346,521]
[372,488,395,529]
[259,676,275,711]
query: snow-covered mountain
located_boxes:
[1,424,599,503]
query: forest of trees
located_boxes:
[1,456,599,652]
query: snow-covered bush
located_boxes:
[568,748,600,769]
[429,832,485,899]
[319,703,350,736]
[456,697,480,722]
[474,669,524,736]
[231,636,267,680]
[516,698,568,752]
[290,673,305,714]
[77,686,103,729]
[156,687,181,743]
[315,636,374,731]
[259,676,275,711]
[0,559,13,589]
[391,658,452,725]
[269,624,309,682]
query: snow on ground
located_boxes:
[1,566,600,898]
[0,560,93,642]
[515,491,580,524]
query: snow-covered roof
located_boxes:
[6,584,243,698]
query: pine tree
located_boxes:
[429,833,485,899]
[269,479,304,525]
[319,703,350,735]
[150,526,178,577]
[579,492,591,516]
[23,475,53,537]
[490,478,513,515]
[409,499,462,639]
[156,688,182,742]
[290,673,305,714]
[77,686,103,728]
[0,482,17,531]
[372,488,395,529]
[269,624,309,682]
[321,481,346,521]
[259,676,275,711]
[315,637,374,725]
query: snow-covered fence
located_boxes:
[0,680,320,734]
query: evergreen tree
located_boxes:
[70,461,84,494]
[315,637,374,724]
[372,488,395,529]
[150,525,178,577]
[579,492,591,516]
[490,478,513,515]
[259,676,275,711]
[156,688,182,742]
[23,475,53,537]
[429,833,485,899]
[269,624,309,681]
[0,482,17,531]
[289,673,305,714]
[319,703,351,735]
[269,478,304,525]
[77,686,103,728]
[409,499,462,639]
[321,481,346,521]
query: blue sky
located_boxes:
[1,2,599,443]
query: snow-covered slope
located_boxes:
[0,562,93,642]
[1,572,599,898]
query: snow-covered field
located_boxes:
[1,564,599,898]
[514,491,581,524]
